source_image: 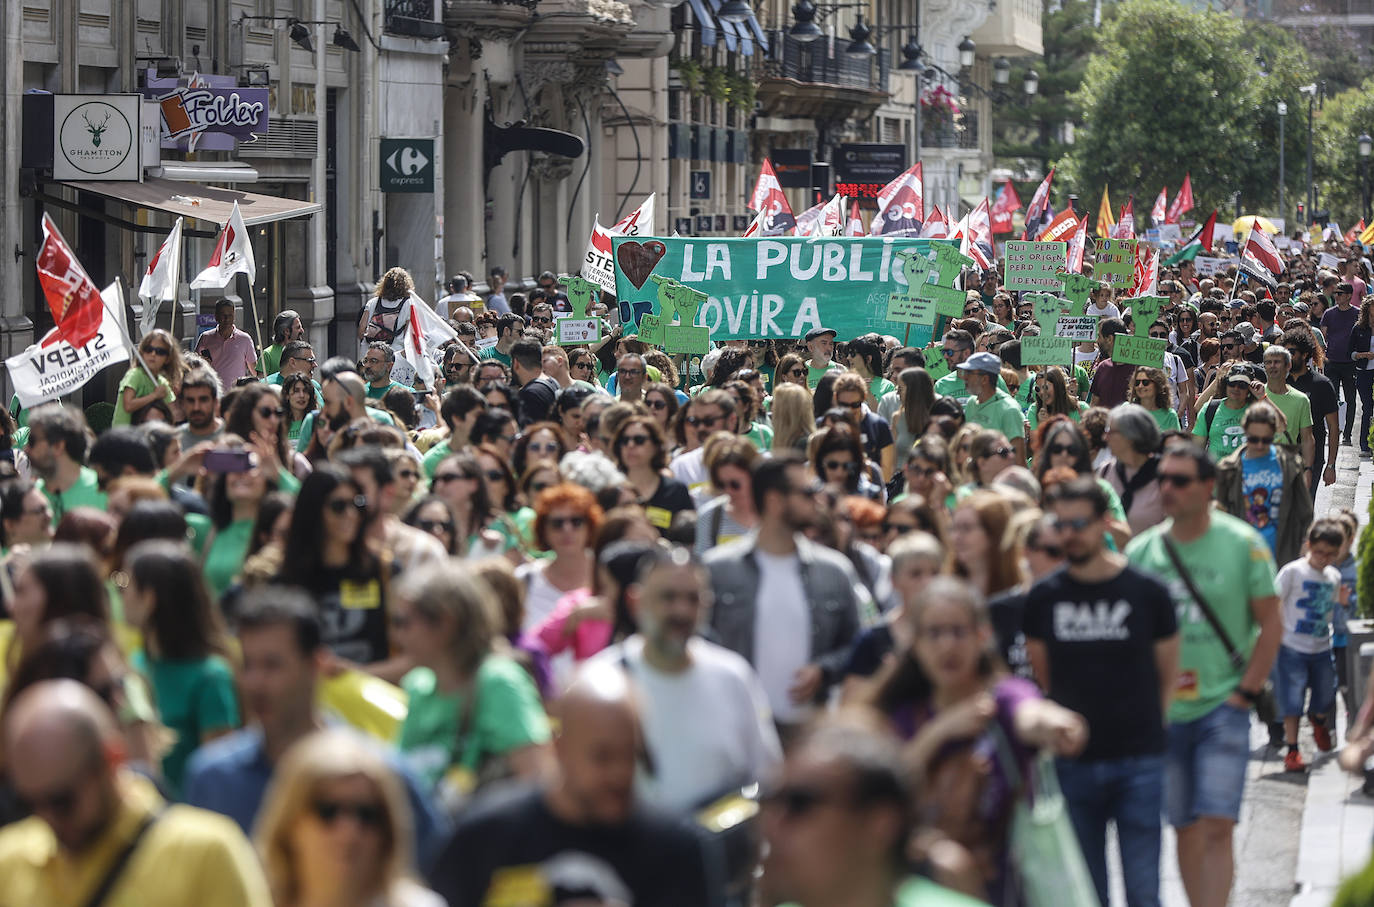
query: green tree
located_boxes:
[1060,0,1310,221]
[1312,79,1374,229]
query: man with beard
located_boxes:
[1025,477,1179,907]
[24,404,105,524]
[293,363,398,454]
[592,545,781,812]
[1283,327,1338,497]
[178,366,225,451]
[361,342,411,400]
[704,454,861,741]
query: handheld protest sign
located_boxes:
[913,244,974,318]
[1021,292,1075,366]
[885,248,939,326]
[1096,239,1137,290]
[1004,241,1068,292]
[1110,295,1168,366]
[922,346,951,381]
[1058,272,1098,314]
[641,275,711,353]
[558,276,604,346]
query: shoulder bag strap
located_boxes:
[1160,535,1247,671]
[81,810,162,907]
[617,649,659,778]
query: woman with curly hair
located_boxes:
[359,266,416,349]
[1127,365,1181,432]
[114,329,187,427]
[1028,364,1085,430]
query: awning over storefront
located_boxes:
[49,177,320,227]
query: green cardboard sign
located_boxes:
[1059,272,1098,312]
[557,276,604,346]
[1023,293,1074,365]
[1113,336,1168,367]
[1004,241,1068,292]
[611,236,959,340]
[1122,296,1167,336]
[1096,239,1137,290]
[923,346,951,381]
[639,275,712,354]
[886,249,939,326]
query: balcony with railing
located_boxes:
[386,0,447,37]
[921,110,981,150]
[756,31,891,120]
[969,0,1042,57]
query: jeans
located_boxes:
[1276,644,1337,718]
[1327,360,1359,436]
[1165,702,1252,826]
[1056,755,1164,907]
[1358,369,1374,450]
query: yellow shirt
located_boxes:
[0,772,272,907]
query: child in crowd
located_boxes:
[1332,508,1360,714]
[1275,518,1348,772]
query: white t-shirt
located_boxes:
[1278,558,1340,655]
[1162,350,1189,403]
[669,447,711,502]
[517,563,585,688]
[1085,301,1121,321]
[753,550,812,724]
[591,636,783,812]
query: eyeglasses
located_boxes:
[433,472,472,484]
[686,414,723,428]
[499,434,518,444]
[617,368,644,377]
[256,406,284,419]
[1158,472,1199,488]
[548,515,588,531]
[145,346,170,357]
[618,434,653,448]
[312,799,385,828]
[645,398,669,410]
[326,495,367,515]
[823,459,856,472]
[1051,515,1095,532]
[292,356,317,365]
[1245,434,1275,445]
[979,446,1014,459]
[416,518,455,534]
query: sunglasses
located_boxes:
[1133,379,1154,387]
[1047,443,1078,456]
[292,356,317,365]
[979,446,1014,459]
[788,368,808,378]
[548,515,587,531]
[839,400,863,409]
[1158,472,1199,488]
[964,305,984,315]
[257,406,285,419]
[823,459,857,472]
[905,464,937,477]
[145,346,170,357]
[1220,343,1238,350]
[326,495,367,515]
[686,415,722,427]
[940,348,968,358]
[1052,515,1095,532]
[1149,334,1169,340]
[312,799,385,828]
[433,472,474,484]
[416,518,455,534]
[618,434,653,448]
[532,316,554,324]
[645,398,669,410]
[1245,434,1274,445]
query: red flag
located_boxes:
[919,205,948,239]
[990,179,1022,234]
[1240,228,1283,286]
[1166,174,1192,224]
[35,213,105,348]
[1067,215,1088,273]
[1021,169,1055,240]
[872,163,924,236]
[1111,196,1136,239]
[844,199,865,236]
[963,199,993,269]
[748,159,796,235]
[1037,209,1080,244]
[1150,187,1168,225]
[1346,220,1365,245]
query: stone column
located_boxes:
[0,0,30,400]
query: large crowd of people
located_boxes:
[0,243,1369,907]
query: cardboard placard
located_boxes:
[1194,256,1230,277]
[1096,239,1137,289]
[1112,336,1167,367]
[923,346,951,381]
[1123,295,1166,333]
[1055,315,1100,342]
[638,275,711,354]
[885,248,941,325]
[1059,272,1098,312]
[557,276,604,346]
[909,244,974,319]
[886,293,936,325]
[1004,241,1069,292]
[1022,292,1074,365]
[1320,252,1340,270]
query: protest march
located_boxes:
[7,36,1374,907]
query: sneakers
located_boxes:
[1268,722,1286,748]
[1285,748,1307,772]
[1314,720,1334,753]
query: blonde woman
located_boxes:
[255,730,445,907]
[114,329,186,426]
[770,382,814,452]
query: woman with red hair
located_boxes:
[514,484,603,638]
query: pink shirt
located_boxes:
[1352,275,1367,307]
[196,327,259,387]
[533,589,613,661]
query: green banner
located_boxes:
[1004,241,1068,292]
[1096,239,1137,290]
[611,236,955,342]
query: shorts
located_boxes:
[1276,645,1336,718]
[1165,701,1252,827]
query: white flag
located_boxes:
[581,218,618,294]
[401,292,459,387]
[191,201,256,289]
[138,218,183,339]
[6,282,131,408]
[610,193,655,236]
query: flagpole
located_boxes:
[245,279,265,361]
[101,277,158,384]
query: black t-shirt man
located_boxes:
[1291,368,1338,460]
[516,376,560,427]
[986,588,1035,682]
[429,786,720,907]
[1024,565,1178,761]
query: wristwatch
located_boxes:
[1236,687,1262,704]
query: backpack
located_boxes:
[1202,398,1223,435]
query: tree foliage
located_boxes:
[1313,79,1374,229]
[1059,0,1311,220]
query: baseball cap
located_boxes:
[1233,322,1256,344]
[1225,370,1252,387]
[805,327,837,342]
[1292,301,1310,314]
[955,351,1003,375]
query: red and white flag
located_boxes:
[1131,243,1159,296]
[1166,174,1192,224]
[1240,228,1284,286]
[1110,197,1136,240]
[35,213,106,349]
[990,179,1022,235]
[610,193,655,236]
[191,201,256,289]
[741,209,766,238]
[793,199,825,238]
[748,159,796,235]
[799,194,847,239]
[138,217,183,339]
[1021,169,1055,240]
[1150,187,1168,226]
[581,194,656,293]
[1037,209,1080,244]
[844,199,865,236]
[872,163,924,236]
[1066,215,1088,273]
[402,293,459,387]
[919,205,949,239]
[964,199,993,269]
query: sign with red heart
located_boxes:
[616,240,667,289]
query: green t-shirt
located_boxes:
[422,438,453,479]
[1147,406,1182,433]
[933,370,1010,403]
[784,877,985,907]
[203,519,254,603]
[868,375,895,402]
[1192,399,1247,461]
[478,346,512,367]
[1125,511,1279,723]
[397,656,551,791]
[1029,400,1088,430]
[113,366,173,426]
[39,466,107,526]
[744,422,774,452]
[257,343,285,377]
[266,372,324,405]
[131,652,238,799]
[1264,385,1312,446]
[964,389,1026,441]
[806,360,843,390]
[366,379,411,401]
[1014,374,1035,414]
[294,408,397,453]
